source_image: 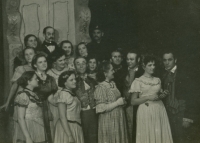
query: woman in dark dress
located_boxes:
[31,53,58,143]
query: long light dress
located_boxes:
[54,89,84,143]
[94,81,128,143]
[129,76,173,143]
[13,89,46,143]
[47,67,69,139]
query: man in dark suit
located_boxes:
[123,49,142,143]
[87,25,113,62]
[74,57,98,143]
[40,26,58,57]
[162,50,197,143]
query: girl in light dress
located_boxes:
[130,55,173,143]
[13,71,45,143]
[54,71,84,143]
[47,49,69,139]
[0,47,36,111]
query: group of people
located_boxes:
[0,25,198,143]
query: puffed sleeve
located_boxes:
[14,92,29,108]
[129,78,142,93]
[94,85,108,113]
[11,66,25,83]
[57,91,73,105]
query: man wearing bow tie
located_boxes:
[40,26,58,57]
[162,50,197,143]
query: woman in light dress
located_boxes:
[94,61,128,143]
[129,55,173,143]
[13,71,45,143]
[47,49,69,138]
[54,71,84,143]
[0,47,36,111]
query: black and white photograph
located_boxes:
[0,0,200,143]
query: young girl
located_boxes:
[76,42,89,60]
[13,71,45,143]
[54,71,84,143]
[87,56,99,81]
[60,40,75,70]
[32,53,58,143]
[0,47,36,111]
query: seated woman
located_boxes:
[14,34,39,70]
[54,71,84,143]
[86,56,99,81]
[13,71,45,143]
[129,54,173,143]
[75,42,89,60]
[0,47,36,111]
[60,40,75,70]
[94,61,128,143]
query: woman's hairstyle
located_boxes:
[17,71,36,88]
[59,40,74,56]
[23,47,36,59]
[58,71,76,88]
[24,34,38,47]
[86,56,99,73]
[31,53,47,70]
[96,61,111,82]
[141,54,157,66]
[48,49,66,69]
[75,42,88,57]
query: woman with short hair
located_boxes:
[94,61,128,143]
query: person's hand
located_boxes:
[69,136,75,143]
[26,137,33,143]
[182,121,191,128]
[0,102,9,111]
[158,90,169,99]
[116,97,125,106]
[148,95,158,101]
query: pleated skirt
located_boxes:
[136,101,173,143]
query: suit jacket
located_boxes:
[162,67,198,121]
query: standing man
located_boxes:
[74,57,98,143]
[110,49,127,95]
[162,50,196,143]
[124,50,141,143]
[40,26,58,56]
[87,25,113,62]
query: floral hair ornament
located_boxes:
[62,75,69,78]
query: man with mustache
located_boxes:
[87,25,113,62]
[40,26,58,57]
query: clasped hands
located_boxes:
[148,90,169,101]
